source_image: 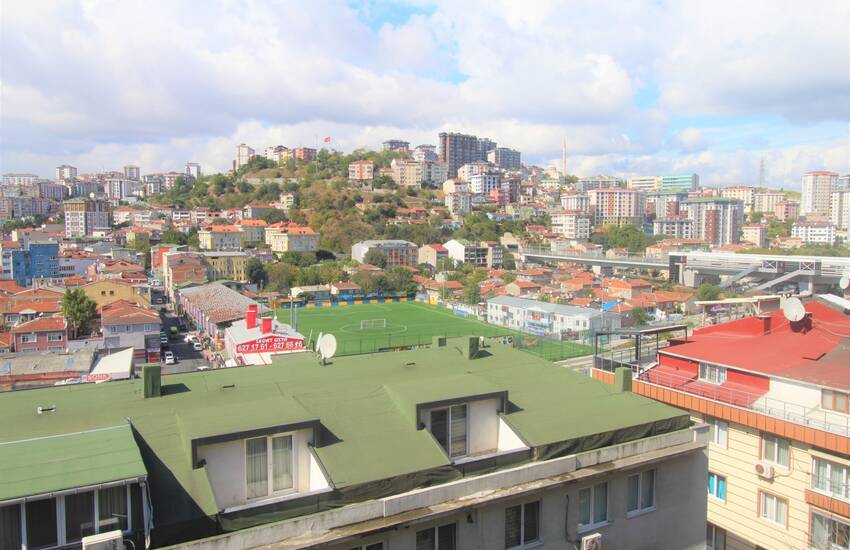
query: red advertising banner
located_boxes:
[236,336,304,354]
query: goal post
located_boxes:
[360,319,387,329]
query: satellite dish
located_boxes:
[782,297,805,322]
[840,270,850,290]
[317,334,337,361]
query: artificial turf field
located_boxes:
[276,301,593,360]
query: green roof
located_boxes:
[0,340,689,525]
[0,424,146,502]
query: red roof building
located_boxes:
[11,316,69,353]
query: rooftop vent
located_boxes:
[36,404,56,415]
[143,365,161,398]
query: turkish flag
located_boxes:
[324,136,331,143]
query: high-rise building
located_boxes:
[186,162,202,179]
[412,145,437,162]
[753,191,786,213]
[576,175,622,192]
[235,143,255,169]
[680,197,744,246]
[741,224,767,247]
[720,186,756,211]
[551,211,592,240]
[1,173,38,186]
[439,133,493,177]
[653,217,694,239]
[801,171,838,218]
[791,221,837,245]
[106,178,133,200]
[381,139,410,152]
[487,147,521,171]
[627,176,662,192]
[124,165,140,180]
[830,189,850,231]
[588,188,644,226]
[660,174,699,192]
[10,242,59,285]
[63,198,112,238]
[55,165,77,181]
[774,200,800,222]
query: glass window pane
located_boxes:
[777,440,789,467]
[272,435,293,492]
[718,422,728,447]
[776,497,787,524]
[594,483,608,523]
[437,523,456,550]
[814,458,829,491]
[0,504,21,550]
[416,528,435,550]
[449,405,467,458]
[716,527,726,550]
[65,492,95,542]
[578,488,591,526]
[641,470,655,509]
[505,505,521,548]
[523,501,540,543]
[246,437,268,499]
[812,514,828,547]
[26,498,58,549]
[365,544,384,550]
[98,485,128,532]
[823,390,833,409]
[836,392,848,413]
[717,477,726,501]
[627,474,640,512]
[430,409,449,455]
[708,473,716,496]
[764,437,776,461]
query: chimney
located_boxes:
[758,314,772,335]
[143,365,161,398]
[261,316,273,334]
[614,367,632,393]
[246,304,258,330]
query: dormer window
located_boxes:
[699,363,727,385]
[430,404,468,458]
[245,434,294,499]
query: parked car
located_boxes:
[192,341,204,352]
[160,335,169,346]
[164,351,176,365]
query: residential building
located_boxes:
[412,144,437,162]
[178,281,258,338]
[11,316,68,352]
[64,198,112,238]
[576,175,621,192]
[381,139,410,152]
[560,192,591,212]
[264,222,320,253]
[198,225,243,251]
[418,243,448,267]
[58,250,98,279]
[294,147,317,161]
[420,160,449,185]
[82,279,151,308]
[653,217,694,240]
[0,337,708,548]
[487,147,521,171]
[235,143,255,169]
[551,210,592,240]
[201,251,249,283]
[186,162,202,178]
[351,240,418,267]
[105,178,133,200]
[390,159,422,187]
[487,295,619,338]
[38,181,67,201]
[774,200,800,222]
[124,165,140,180]
[627,176,662,192]
[277,192,296,212]
[439,132,491,177]
[100,300,161,363]
[754,191,786,213]
[236,219,268,244]
[457,162,490,183]
[55,164,77,180]
[801,171,839,218]
[720,186,756,211]
[588,188,644,226]
[242,203,275,219]
[1,173,38,186]
[264,145,290,163]
[625,299,850,550]
[681,197,744,246]
[348,160,375,182]
[791,221,836,245]
[10,242,60,285]
[445,192,472,218]
[741,224,767,248]
[443,239,502,268]
[224,305,306,366]
[163,171,183,189]
[467,171,500,194]
[603,278,653,300]
[661,174,699,192]
[830,189,850,231]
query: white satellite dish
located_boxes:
[840,270,850,290]
[317,334,337,361]
[782,297,806,322]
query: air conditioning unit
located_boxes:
[755,461,775,480]
[581,533,603,550]
[82,531,123,550]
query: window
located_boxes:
[415,523,456,550]
[99,485,128,532]
[627,469,656,515]
[578,482,608,531]
[699,363,727,385]
[706,523,726,550]
[822,389,850,414]
[762,434,790,468]
[47,333,64,342]
[505,501,540,549]
[20,334,36,344]
[26,498,58,549]
[759,492,787,527]
[812,513,850,549]
[0,504,21,550]
[812,457,850,501]
[706,417,728,448]
[64,491,95,542]
[245,434,294,500]
[708,473,726,502]
[429,404,468,458]
[348,544,384,550]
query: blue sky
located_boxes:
[1,0,848,187]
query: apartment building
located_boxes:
[11,316,69,352]
[791,221,837,245]
[444,238,503,268]
[10,242,60,285]
[1,173,38,186]
[348,160,375,182]
[681,197,744,246]
[577,175,621,192]
[551,210,592,240]
[186,162,202,178]
[351,239,418,267]
[560,192,591,212]
[418,243,448,267]
[487,295,619,338]
[774,201,800,222]
[439,132,491,177]
[468,171,500,194]
[661,174,699,192]
[63,198,112,238]
[754,191,786,213]
[264,222,320,253]
[588,188,645,226]
[124,165,140,180]
[198,225,243,251]
[627,176,663,192]
[381,139,410,152]
[802,171,839,219]
[0,337,709,548]
[653,217,694,240]
[55,164,77,180]
[721,186,756,211]
[100,300,161,363]
[487,147,521,171]
[235,143,255,168]
[620,299,850,550]
[236,219,268,244]
[830,190,850,231]
[294,147,317,161]
[445,191,472,218]
[741,224,767,248]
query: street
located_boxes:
[159,310,212,375]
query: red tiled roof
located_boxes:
[12,316,67,333]
[10,301,62,314]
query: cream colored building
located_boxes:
[198,225,243,250]
[264,223,320,253]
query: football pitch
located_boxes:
[275,301,593,360]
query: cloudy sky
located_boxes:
[1,0,848,187]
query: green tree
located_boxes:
[463,280,481,305]
[246,258,268,288]
[262,209,288,224]
[61,288,97,338]
[161,229,188,245]
[632,307,650,325]
[697,283,722,301]
[363,249,387,268]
